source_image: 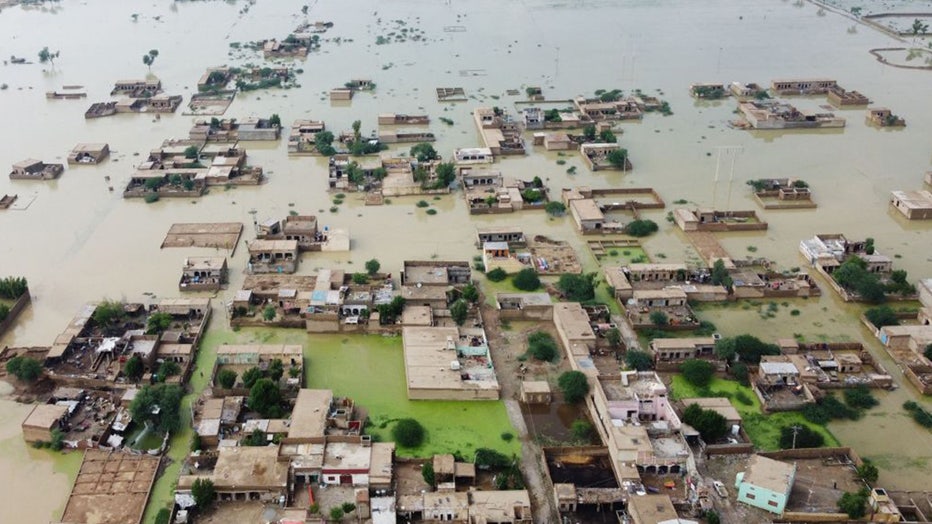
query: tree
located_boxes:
[156,384,183,434]
[269,113,281,127]
[157,360,180,382]
[649,310,669,326]
[243,428,268,446]
[912,18,929,36]
[605,328,622,348]
[242,366,264,388]
[599,129,617,143]
[217,369,237,389]
[680,359,715,387]
[410,143,438,162]
[583,125,596,141]
[434,162,456,187]
[329,507,344,521]
[558,371,590,403]
[545,201,566,216]
[606,149,629,168]
[263,305,276,321]
[716,334,780,364]
[710,259,730,286]
[571,419,593,441]
[924,343,932,362]
[865,305,899,327]
[146,312,173,334]
[682,404,729,442]
[6,356,42,382]
[93,300,125,327]
[556,273,596,301]
[625,350,653,371]
[486,267,508,282]
[713,337,736,361]
[527,331,558,361]
[365,258,381,275]
[421,460,435,486]
[624,219,658,237]
[249,378,283,417]
[450,299,468,326]
[512,268,541,291]
[124,355,145,381]
[461,283,479,303]
[50,428,65,451]
[38,46,59,66]
[0,276,28,299]
[843,386,878,410]
[392,418,425,447]
[315,131,336,156]
[352,273,369,285]
[779,425,824,449]
[191,478,216,509]
[837,489,869,519]
[856,461,879,484]
[142,49,159,71]
[267,359,285,381]
[183,145,199,160]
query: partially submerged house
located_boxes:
[770,78,837,95]
[287,119,327,154]
[579,143,631,171]
[890,190,932,220]
[67,143,110,165]
[111,78,162,98]
[378,113,429,125]
[247,240,299,274]
[473,107,525,156]
[256,215,350,252]
[21,404,69,444]
[868,107,906,127]
[179,257,228,292]
[737,100,845,130]
[10,159,64,180]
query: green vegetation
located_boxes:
[692,85,725,99]
[556,273,596,301]
[450,299,468,326]
[903,401,932,428]
[38,46,59,66]
[363,258,381,276]
[625,350,654,371]
[0,276,28,299]
[248,378,284,417]
[6,356,42,382]
[92,300,126,327]
[376,296,406,324]
[837,488,869,519]
[682,403,728,442]
[421,460,435,486]
[545,201,566,216]
[486,268,508,282]
[843,386,878,410]
[146,312,173,334]
[527,331,558,362]
[680,359,715,387]
[605,328,622,348]
[142,49,159,70]
[242,366,263,388]
[410,142,438,162]
[856,461,879,484]
[123,355,145,381]
[130,384,183,435]
[649,310,669,326]
[624,219,658,237]
[710,259,733,292]
[606,148,629,168]
[392,418,426,447]
[461,283,479,303]
[315,131,336,156]
[558,371,590,403]
[242,428,268,447]
[512,268,541,291]
[191,478,216,509]
[217,368,237,389]
[0,304,8,322]
[544,108,562,122]
[571,419,593,441]
[599,129,617,143]
[714,334,779,364]
[352,273,369,285]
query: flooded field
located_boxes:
[0,0,931,519]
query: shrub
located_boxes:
[157,360,180,382]
[558,371,590,403]
[624,219,659,237]
[123,355,145,381]
[475,448,511,468]
[450,299,468,326]
[865,306,899,327]
[904,401,932,428]
[571,419,593,441]
[365,258,381,275]
[262,305,276,321]
[682,404,728,442]
[680,359,715,387]
[500,431,514,442]
[242,366,263,388]
[625,350,653,371]
[352,273,369,285]
[512,268,541,291]
[837,489,869,519]
[856,461,879,484]
[6,356,42,382]
[649,310,669,326]
[527,331,558,361]
[843,386,878,410]
[556,273,596,301]
[545,201,566,216]
[341,502,356,514]
[486,268,508,282]
[0,276,28,299]
[461,283,479,303]
[192,478,217,508]
[146,312,173,334]
[144,193,160,203]
[392,418,426,447]
[605,328,622,348]
[421,461,435,486]
[415,200,430,208]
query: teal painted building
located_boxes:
[735,455,796,514]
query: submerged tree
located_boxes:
[38,46,60,66]
[142,49,159,71]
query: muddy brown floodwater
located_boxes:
[1,0,931,520]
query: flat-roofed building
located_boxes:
[247,239,299,274]
[21,404,68,444]
[649,337,716,364]
[520,380,552,404]
[67,143,110,165]
[288,389,333,441]
[178,445,288,502]
[735,455,796,514]
[179,256,228,292]
[552,302,597,358]
[322,441,371,486]
[890,189,932,220]
[627,494,696,524]
[402,326,500,400]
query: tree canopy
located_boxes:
[682,403,729,442]
[6,356,42,382]
[680,359,715,387]
[558,371,590,403]
[556,273,596,301]
[527,331,558,361]
[714,335,780,364]
[130,384,183,435]
[625,350,654,371]
[410,143,438,162]
[248,378,283,417]
[512,268,541,291]
[392,418,425,447]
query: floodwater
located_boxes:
[0,0,931,519]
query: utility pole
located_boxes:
[711,146,743,209]
[790,424,802,449]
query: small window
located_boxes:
[768,500,778,507]
[746,493,756,500]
